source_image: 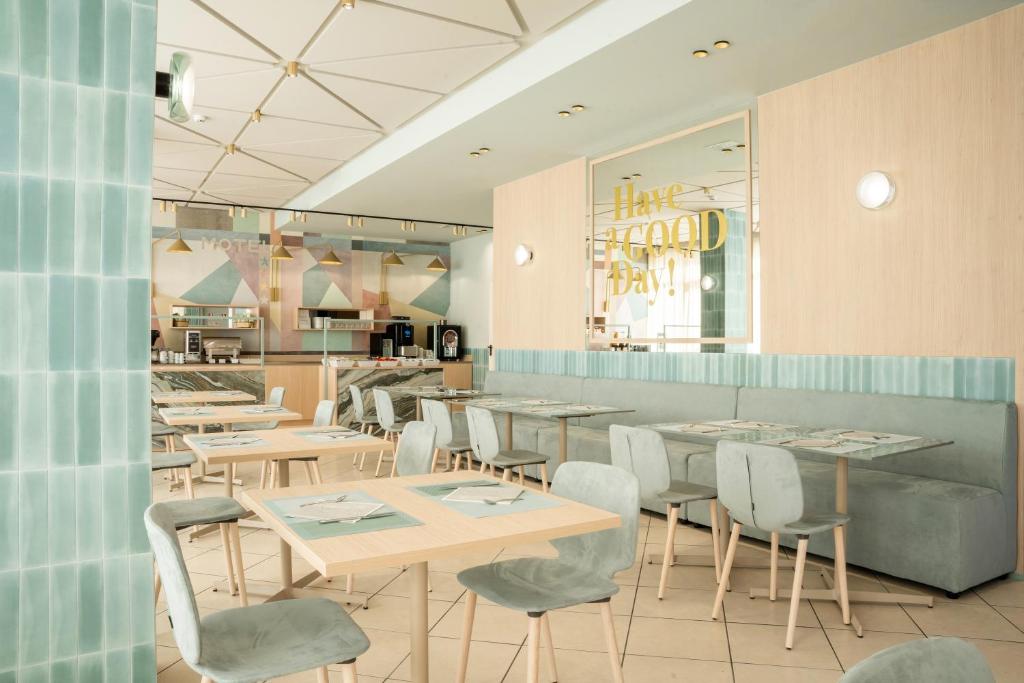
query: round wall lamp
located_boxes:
[513,244,533,266]
[155,52,196,123]
[855,171,895,209]
[699,274,717,292]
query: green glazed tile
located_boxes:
[51,659,76,683]
[126,463,149,553]
[101,466,127,555]
[101,372,126,462]
[75,373,101,466]
[78,652,104,683]
[104,0,131,91]
[49,0,79,83]
[130,643,155,683]
[101,92,127,183]
[20,274,48,370]
[0,473,17,570]
[18,78,48,177]
[128,553,153,645]
[100,278,127,369]
[74,276,100,370]
[47,469,76,563]
[48,275,74,370]
[0,570,17,670]
[101,183,126,276]
[0,273,16,371]
[104,649,130,683]
[18,567,49,665]
[48,373,75,467]
[0,0,17,74]
[125,93,153,186]
[0,75,17,172]
[75,88,103,182]
[124,372,149,463]
[19,0,48,78]
[0,375,14,471]
[19,176,47,273]
[48,83,77,179]
[124,187,151,278]
[125,279,149,370]
[19,470,48,566]
[77,561,103,653]
[49,564,78,659]
[128,4,156,95]
[78,0,104,88]
[19,663,48,683]
[75,183,102,274]
[47,179,75,273]
[75,467,102,559]
[103,558,129,649]
[17,377,45,471]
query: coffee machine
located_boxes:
[427,323,462,361]
[184,329,202,363]
[385,317,415,357]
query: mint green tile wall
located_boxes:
[0,0,157,680]
[495,350,1015,402]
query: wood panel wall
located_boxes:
[757,5,1024,569]
[492,158,588,350]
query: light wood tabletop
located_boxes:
[151,390,257,404]
[184,426,393,468]
[242,470,621,683]
[158,404,302,427]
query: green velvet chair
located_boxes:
[609,425,723,598]
[454,461,640,683]
[712,440,851,650]
[839,637,994,682]
[392,421,437,477]
[421,398,474,471]
[146,502,369,683]
[372,388,406,477]
[348,384,379,470]
[466,405,550,492]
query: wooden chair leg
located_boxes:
[153,562,162,607]
[455,591,478,683]
[358,450,367,471]
[539,463,549,493]
[389,448,399,477]
[770,532,780,601]
[200,677,213,683]
[182,467,195,500]
[490,464,496,477]
[834,525,851,624]
[429,447,440,473]
[219,523,238,596]
[374,448,386,477]
[712,522,742,620]
[709,499,722,583]
[540,613,558,682]
[454,452,463,470]
[317,666,329,683]
[479,461,487,474]
[599,601,624,683]
[786,537,810,649]
[258,460,268,489]
[502,467,513,482]
[526,615,542,683]
[346,573,354,594]
[269,460,278,489]
[310,460,323,485]
[339,661,357,683]
[658,504,680,599]
[519,466,525,485]
[229,523,248,607]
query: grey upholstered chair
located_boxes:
[152,422,194,497]
[232,385,284,488]
[151,497,250,608]
[371,388,405,477]
[839,637,994,682]
[609,425,723,598]
[146,503,369,683]
[421,398,473,472]
[712,441,851,650]
[267,399,335,488]
[455,462,639,683]
[392,421,438,477]
[348,384,379,470]
[465,405,550,492]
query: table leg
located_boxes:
[410,561,429,683]
[416,397,422,421]
[504,413,513,450]
[278,459,292,590]
[198,424,208,476]
[558,418,568,465]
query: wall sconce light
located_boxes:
[856,171,895,209]
[699,274,717,291]
[155,51,195,123]
[513,244,533,266]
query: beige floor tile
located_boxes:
[638,561,720,590]
[545,609,629,653]
[235,527,296,555]
[732,662,843,683]
[632,585,716,621]
[904,603,1024,642]
[388,635,519,682]
[812,599,921,634]
[336,627,412,679]
[506,646,623,682]
[625,616,730,661]
[620,654,733,682]
[156,645,181,673]
[379,567,469,602]
[350,594,453,634]
[193,579,283,609]
[186,547,270,576]
[431,602,527,645]
[427,549,504,574]
[243,553,319,583]
[993,605,1024,632]
[558,583,637,616]
[276,669,384,682]
[964,638,1024,683]
[977,577,1024,608]
[723,591,819,628]
[312,566,405,597]
[727,622,841,670]
[876,576,984,605]
[824,628,922,669]
[157,659,201,682]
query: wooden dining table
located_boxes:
[243,470,622,683]
[151,389,257,404]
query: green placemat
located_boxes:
[410,479,564,519]
[266,490,423,540]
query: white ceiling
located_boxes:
[151,0,600,210]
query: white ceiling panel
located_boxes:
[153,116,208,144]
[242,134,379,160]
[312,42,517,93]
[156,43,274,78]
[203,0,339,59]
[261,75,379,129]
[203,174,308,194]
[244,151,342,181]
[152,167,209,189]
[238,115,377,149]
[173,108,252,145]
[516,0,594,34]
[153,139,225,171]
[310,70,441,130]
[156,0,273,60]
[152,188,195,201]
[217,152,308,181]
[384,0,522,35]
[304,2,512,64]
[194,68,284,113]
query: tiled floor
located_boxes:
[153,456,1024,682]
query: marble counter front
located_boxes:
[151,367,266,442]
[324,367,445,426]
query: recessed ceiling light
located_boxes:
[692,49,709,58]
[469,151,480,158]
[571,104,585,112]
[557,110,571,118]
[714,40,731,49]
[721,148,733,153]
[736,143,746,149]
[478,147,490,154]
[620,176,630,181]
[632,173,641,178]
[341,0,355,8]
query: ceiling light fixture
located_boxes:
[341,0,355,8]
[426,256,447,272]
[721,147,733,153]
[469,151,480,158]
[736,143,746,149]
[319,249,343,266]
[632,173,641,178]
[228,206,235,218]
[400,221,407,232]
[714,40,731,49]
[571,104,585,112]
[299,212,307,223]
[240,207,247,218]
[167,231,192,254]
[382,250,404,266]
[557,110,571,118]
[357,217,364,228]
[478,147,490,154]
[225,144,237,155]
[271,244,294,260]
[159,200,167,213]
[409,221,416,232]
[155,51,196,123]
[251,109,262,123]
[346,216,353,228]
[856,171,896,209]
[620,176,630,182]
[513,244,533,266]
[700,274,717,291]
[692,49,709,58]
[286,61,299,77]
[170,202,177,213]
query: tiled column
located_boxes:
[0,0,157,680]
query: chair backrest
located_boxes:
[241,386,286,430]
[268,386,285,406]
[395,421,438,476]
[144,503,202,665]
[421,399,453,446]
[464,405,499,465]
[550,462,640,579]
[715,441,804,531]
[839,637,994,683]
[608,425,671,500]
[348,385,366,421]
[313,399,336,427]
[372,388,397,429]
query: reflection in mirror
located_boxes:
[589,111,757,352]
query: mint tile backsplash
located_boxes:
[0,0,157,680]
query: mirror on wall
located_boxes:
[589,110,755,352]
